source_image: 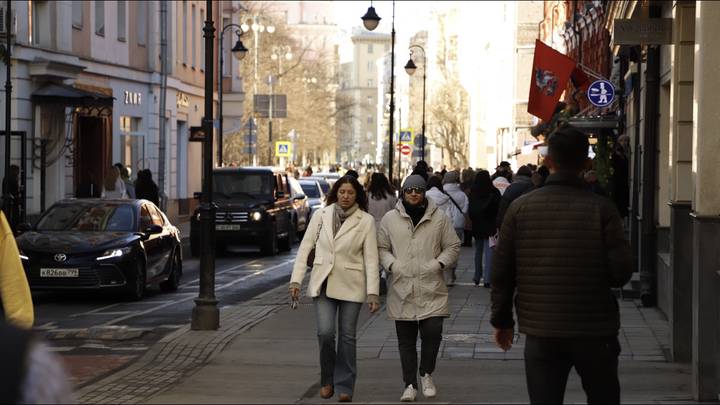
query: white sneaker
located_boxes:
[400,384,417,402]
[420,373,437,398]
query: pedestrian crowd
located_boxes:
[75,163,160,206]
[290,125,632,404]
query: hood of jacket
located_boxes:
[425,187,450,206]
[443,183,462,194]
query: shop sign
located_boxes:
[614,19,672,45]
[124,91,142,105]
[177,92,190,108]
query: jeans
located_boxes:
[395,317,444,388]
[473,237,492,285]
[314,288,362,396]
[524,335,621,404]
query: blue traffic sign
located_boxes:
[587,79,615,108]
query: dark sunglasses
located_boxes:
[403,187,425,195]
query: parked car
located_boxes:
[287,176,309,236]
[298,179,325,221]
[190,167,297,256]
[300,176,331,195]
[16,199,182,300]
[312,172,341,187]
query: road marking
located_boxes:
[79,311,132,316]
[47,346,75,352]
[69,259,264,318]
[100,259,294,326]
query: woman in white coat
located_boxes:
[378,175,461,402]
[289,175,381,403]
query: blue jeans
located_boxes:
[473,237,492,284]
[314,287,362,396]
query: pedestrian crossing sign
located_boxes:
[399,129,414,144]
[275,141,292,157]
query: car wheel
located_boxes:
[126,260,146,301]
[260,223,279,256]
[160,250,182,293]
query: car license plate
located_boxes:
[216,224,241,231]
[40,268,79,278]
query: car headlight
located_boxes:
[97,247,132,261]
[251,211,263,221]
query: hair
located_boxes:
[414,160,429,172]
[410,167,429,181]
[345,169,359,179]
[427,174,443,191]
[325,175,368,211]
[104,166,120,191]
[470,170,495,196]
[517,165,533,177]
[548,126,589,172]
[537,165,550,178]
[367,172,394,200]
[461,167,476,184]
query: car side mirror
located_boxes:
[275,190,285,199]
[16,222,32,233]
[293,194,306,201]
[143,224,163,237]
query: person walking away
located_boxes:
[491,172,511,196]
[377,175,460,402]
[101,166,127,199]
[611,135,630,219]
[424,175,450,215]
[135,169,160,206]
[0,320,75,403]
[490,126,633,404]
[460,168,476,247]
[496,165,534,228]
[440,171,468,286]
[0,211,33,329]
[114,163,136,199]
[289,176,380,403]
[531,165,550,189]
[468,170,501,287]
[366,172,397,296]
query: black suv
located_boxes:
[190,167,300,256]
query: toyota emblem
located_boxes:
[54,253,67,262]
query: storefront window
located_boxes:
[119,116,144,177]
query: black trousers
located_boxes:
[524,335,621,405]
[395,317,444,388]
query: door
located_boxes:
[150,204,174,278]
[75,116,110,197]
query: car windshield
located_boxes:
[213,172,275,200]
[36,203,136,232]
[318,182,330,194]
[300,183,321,198]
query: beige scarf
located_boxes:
[333,203,359,236]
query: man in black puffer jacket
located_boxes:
[490,126,632,405]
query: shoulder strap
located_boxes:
[313,211,324,246]
[442,190,463,212]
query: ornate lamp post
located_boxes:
[404,44,427,161]
[191,0,218,331]
[362,0,395,183]
[218,25,248,166]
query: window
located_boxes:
[222,16,230,75]
[182,1,188,64]
[367,96,372,105]
[367,61,373,72]
[31,1,52,46]
[72,1,83,28]
[367,43,373,53]
[137,1,147,45]
[200,10,205,70]
[119,116,144,171]
[140,205,153,230]
[191,5,196,68]
[367,79,373,87]
[117,0,126,41]
[95,1,104,36]
[367,115,373,124]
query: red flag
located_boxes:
[528,40,577,122]
[571,67,590,91]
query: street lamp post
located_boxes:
[218,25,248,166]
[191,0,218,331]
[2,0,12,224]
[362,0,395,183]
[404,44,427,161]
[268,46,292,166]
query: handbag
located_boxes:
[306,215,324,267]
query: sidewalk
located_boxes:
[79,245,694,404]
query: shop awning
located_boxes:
[32,84,114,107]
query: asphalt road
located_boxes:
[32,243,299,387]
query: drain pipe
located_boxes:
[157,1,169,211]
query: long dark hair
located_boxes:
[470,170,495,196]
[367,172,394,200]
[325,175,368,211]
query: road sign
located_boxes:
[400,144,412,156]
[253,95,288,118]
[275,141,292,157]
[587,80,615,108]
[399,129,413,144]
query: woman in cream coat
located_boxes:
[377,174,460,402]
[289,175,380,403]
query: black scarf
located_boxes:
[402,199,427,227]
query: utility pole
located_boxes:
[3,0,12,225]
